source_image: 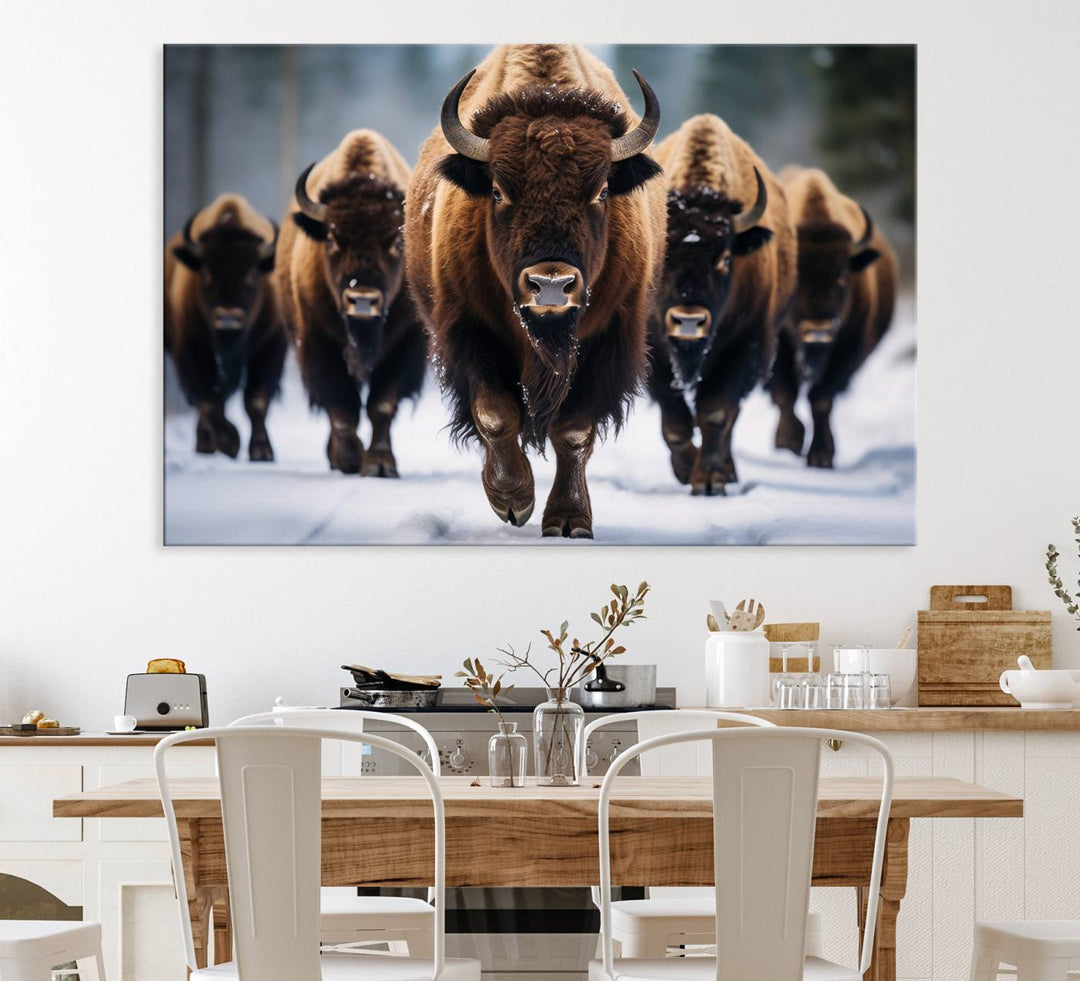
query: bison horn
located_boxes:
[181,210,203,257]
[610,70,661,162]
[295,163,328,223]
[258,220,278,263]
[851,204,874,251]
[732,167,768,234]
[440,69,490,163]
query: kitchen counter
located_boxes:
[0,731,211,747]
[684,706,1080,730]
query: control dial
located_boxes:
[447,745,471,772]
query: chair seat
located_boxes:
[321,894,434,930]
[588,955,860,981]
[0,920,101,960]
[192,953,480,980]
[611,897,823,932]
[975,920,1080,959]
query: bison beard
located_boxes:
[517,307,579,450]
[343,316,386,382]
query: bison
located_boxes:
[405,45,666,538]
[767,166,898,468]
[274,129,426,476]
[164,194,285,460]
[647,114,796,495]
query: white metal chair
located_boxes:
[589,726,894,981]
[580,711,822,960]
[230,708,438,955]
[155,725,480,980]
[969,921,1080,980]
[0,921,105,981]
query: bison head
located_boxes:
[173,212,277,337]
[292,166,406,369]
[791,207,881,383]
[656,173,772,388]
[436,69,662,384]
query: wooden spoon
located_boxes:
[730,599,766,631]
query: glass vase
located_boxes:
[488,721,528,788]
[533,687,584,786]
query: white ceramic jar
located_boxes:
[705,630,771,707]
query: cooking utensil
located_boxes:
[706,614,722,632]
[342,665,442,691]
[708,601,730,630]
[339,688,439,708]
[576,664,657,708]
[0,725,82,737]
[895,626,913,649]
[729,599,765,631]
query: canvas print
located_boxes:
[164,44,915,545]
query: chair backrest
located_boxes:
[595,727,893,981]
[579,709,774,778]
[229,707,442,776]
[155,725,446,981]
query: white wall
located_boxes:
[1,0,1078,728]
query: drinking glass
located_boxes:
[825,673,846,709]
[775,676,803,709]
[868,674,893,709]
[773,645,798,705]
[801,674,825,709]
[841,673,866,709]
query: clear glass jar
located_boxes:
[488,721,528,788]
[533,687,584,786]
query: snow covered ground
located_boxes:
[164,298,915,545]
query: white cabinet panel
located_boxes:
[978,732,1025,922]
[0,765,82,841]
[98,860,184,981]
[1024,754,1080,918]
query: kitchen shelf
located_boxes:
[685,706,1080,731]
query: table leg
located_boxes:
[857,818,909,981]
[211,887,232,964]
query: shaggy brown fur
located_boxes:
[647,114,796,495]
[406,44,666,538]
[767,166,898,468]
[273,129,426,477]
[164,194,285,461]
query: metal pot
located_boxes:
[576,664,657,709]
[339,688,439,708]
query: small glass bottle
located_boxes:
[488,721,528,788]
[533,687,584,786]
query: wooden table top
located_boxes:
[54,775,1022,821]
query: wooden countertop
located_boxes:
[685,707,1080,731]
[0,732,211,747]
[53,774,1023,821]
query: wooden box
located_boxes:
[917,585,1052,705]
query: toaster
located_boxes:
[124,673,209,730]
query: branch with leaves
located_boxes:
[456,657,514,722]
[495,582,651,691]
[1047,516,1080,630]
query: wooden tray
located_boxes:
[917,585,1052,706]
[0,726,81,737]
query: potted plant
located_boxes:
[457,658,527,788]
[495,582,650,786]
[1046,517,1080,632]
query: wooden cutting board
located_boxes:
[0,726,81,737]
[917,585,1052,705]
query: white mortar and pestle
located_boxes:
[999,655,1080,709]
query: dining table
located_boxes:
[54,774,1022,981]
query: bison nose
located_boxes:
[518,263,585,312]
[664,305,712,340]
[798,319,839,345]
[343,288,383,319]
[210,307,245,331]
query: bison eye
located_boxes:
[717,253,731,274]
[389,236,404,258]
[492,186,504,204]
[598,186,609,202]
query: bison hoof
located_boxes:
[214,419,241,459]
[489,495,535,527]
[362,448,400,478]
[541,505,593,539]
[249,435,275,462]
[807,448,835,469]
[195,422,216,455]
[328,432,364,474]
[775,415,806,456]
[669,444,696,485]
[691,478,727,497]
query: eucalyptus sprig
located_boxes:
[1046,516,1080,629]
[456,657,514,722]
[495,581,651,690]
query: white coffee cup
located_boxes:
[114,715,138,732]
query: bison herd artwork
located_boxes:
[164,44,915,545]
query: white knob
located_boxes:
[585,747,600,769]
[448,747,470,771]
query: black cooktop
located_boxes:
[337,685,676,713]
